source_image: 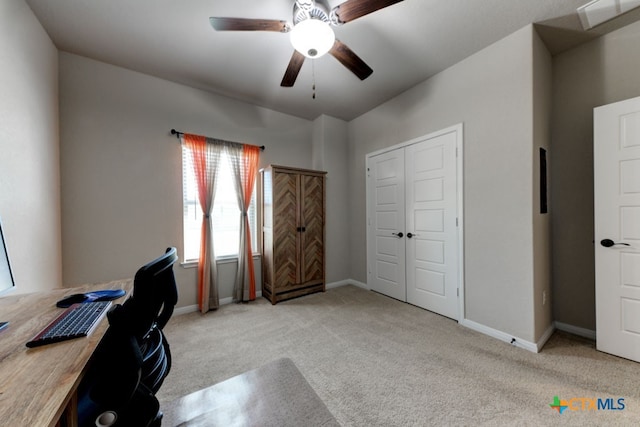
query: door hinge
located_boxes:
[456,217,459,227]
[457,288,459,297]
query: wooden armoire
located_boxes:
[261,165,326,304]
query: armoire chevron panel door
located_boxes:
[261,165,326,304]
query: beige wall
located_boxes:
[348,25,547,342]
[312,115,351,283]
[0,0,62,294]
[551,19,640,331]
[532,29,553,340]
[59,53,314,306]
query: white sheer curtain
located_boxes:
[182,134,223,312]
[225,142,260,302]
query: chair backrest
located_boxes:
[113,247,179,340]
[139,246,179,330]
[79,248,179,427]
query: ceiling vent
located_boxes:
[577,0,640,29]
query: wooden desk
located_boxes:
[0,279,133,427]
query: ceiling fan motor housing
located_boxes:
[293,0,331,25]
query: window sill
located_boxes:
[181,253,261,269]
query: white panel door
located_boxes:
[595,96,640,362]
[405,132,459,319]
[367,149,406,301]
[366,125,463,320]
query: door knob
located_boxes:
[392,232,404,238]
[407,233,419,239]
[600,239,630,247]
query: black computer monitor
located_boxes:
[0,218,16,296]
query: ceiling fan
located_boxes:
[210,0,405,87]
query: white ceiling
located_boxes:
[25,0,640,121]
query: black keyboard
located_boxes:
[26,301,112,348]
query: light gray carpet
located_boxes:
[158,285,640,426]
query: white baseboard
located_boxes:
[536,323,556,352]
[555,321,596,340]
[459,318,539,353]
[174,290,263,316]
[326,279,370,290]
[219,296,234,306]
[174,304,198,315]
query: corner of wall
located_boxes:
[531,23,554,342]
[312,115,351,283]
[311,115,326,170]
[0,0,62,293]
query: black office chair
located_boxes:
[78,247,179,427]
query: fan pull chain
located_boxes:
[312,59,316,100]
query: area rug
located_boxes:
[162,357,340,427]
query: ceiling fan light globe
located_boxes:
[290,19,335,58]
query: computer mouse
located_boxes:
[56,293,88,308]
[84,289,126,302]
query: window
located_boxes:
[182,147,258,262]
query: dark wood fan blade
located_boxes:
[332,0,405,24]
[329,40,373,81]
[209,17,289,32]
[281,51,306,87]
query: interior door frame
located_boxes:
[365,123,465,321]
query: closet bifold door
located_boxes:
[365,125,463,321]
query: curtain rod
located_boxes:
[170,129,265,151]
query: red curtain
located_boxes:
[241,145,260,300]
